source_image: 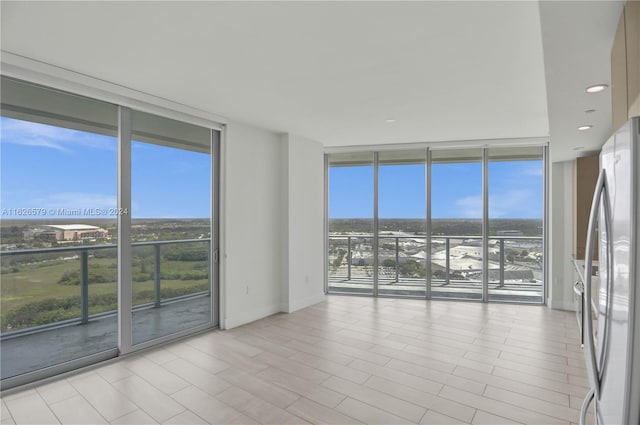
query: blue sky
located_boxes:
[329,159,543,219]
[0,117,210,219]
[1,116,542,220]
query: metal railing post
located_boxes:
[395,237,400,283]
[499,239,505,287]
[445,237,450,285]
[154,244,161,308]
[347,236,352,281]
[80,251,89,324]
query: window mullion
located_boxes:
[373,152,379,297]
[426,148,432,299]
[482,148,489,302]
[117,106,133,354]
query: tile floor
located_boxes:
[1,296,593,424]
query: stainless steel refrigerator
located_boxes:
[581,117,640,425]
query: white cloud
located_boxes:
[5,137,70,152]
[0,118,115,152]
[32,192,117,210]
[455,195,482,218]
[454,189,541,218]
[520,165,543,177]
[489,189,540,218]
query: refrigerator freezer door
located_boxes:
[595,118,636,425]
[626,118,640,425]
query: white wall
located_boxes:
[222,121,285,328]
[282,134,326,313]
[548,160,576,310]
[221,123,326,328]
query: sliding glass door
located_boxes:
[130,111,214,345]
[0,76,220,390]
[0,77,120,384]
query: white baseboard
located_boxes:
[285,292,327,313]
[221,292,326,329]
[222,302,281,330]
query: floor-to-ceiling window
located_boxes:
[327,152,374,294]
[377,150,426,297]
[430,148,484,300]
[487,147,544,303]
[0,76,220,390]
[325,145,546,304]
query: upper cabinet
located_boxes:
[612,1,640,131]
[627,1,640,119]
[612,8,628,131]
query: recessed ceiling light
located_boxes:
[584,109,596,114]
[578,125,592,131]
[586,84,608,93]
[385,119,396,123]
[573,146,584,151]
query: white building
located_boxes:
[44,224,109,241]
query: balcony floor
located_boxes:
[1,296,211,380]
[328,278,543,302]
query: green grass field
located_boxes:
[1,254,209,332]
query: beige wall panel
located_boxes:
[573,155,599,260]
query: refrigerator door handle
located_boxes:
[596,170,614,386]
[573,280,584,347]
[584,169,611,400]
[580,387,595,425]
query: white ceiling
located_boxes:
[539,0,624,161]
[0,1,626,162]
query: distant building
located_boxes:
[43,224,109,241]
[497,230,524,236]
[488,268,534,281]
[23,227,58,242]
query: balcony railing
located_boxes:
[328,234,543,298]
[0,238,210,339]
